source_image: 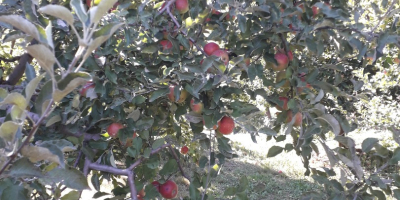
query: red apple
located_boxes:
[211,50,229,66]
[286,111,302,127]
[217,116,235,135]
[312,6,319,17]
[244,58,251,66]
[168,85,188,103]
[160,40,173,51]
[159,180,178,199]
[190,99,204,114]
[276,97,289,111]
[272,52,289,71]
[181,146,189,154]
[203,42,220,56]
[175,0,189,14]
[80,81,95,97]
[211,9,221,15]
[107,122,124,138]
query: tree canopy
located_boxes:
[0,0,400,199]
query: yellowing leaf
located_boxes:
[21,145,63,166]
[0,93,27,110]
[38,5,75,26]
[26,45,56,74]
[0,121,20,141]
[46,115,61,127]
[25,73,45,103]
[90,0,118,25]
[0,15,39,41]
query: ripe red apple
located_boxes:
[168,85,188,103]
[287,51,293,61]
[211,50,229,66]
[276,97,289,111]
[175,0,189,14]
[211,9,221,15]
[152,181,160,190]
[190,99,204,114]
[107,122,124,138]
[80,81,95,97]
[159,180,178,199]
[203,42,220,56]
[312,6,319,17]
[244,58,251,66]
[394,58,400,64]
[160,40,173,51]
[181,146,189,154]
[225,13,236,21]
[217,116,235,135]
[138,188,145,198]
[297,75,313,93]
[286,111,302,127]
[273,52,289,71]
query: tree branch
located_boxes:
[168,145,191,181]
[0,56,21,62]
[127,172,138,200]
[5,53,33,85]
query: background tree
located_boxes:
[0,0,400,199]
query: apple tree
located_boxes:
[0,0,400,199]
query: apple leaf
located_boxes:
[316,114,340,136]
[0,93,27,110]
[21,144,64,167]
[7,158,43,178]
[61,190,80,200]
[361,138,379,153]
[26,44,56,76]
[38,5,75,26]
[90,0,118,25]
[0,121,19,142]
[149,88,169,102]
[25,73,45,103]
[1,184,29,200]
[46,167,90,190]
[69,0,88,25]
[390,147,400,165]
[53,72,92,102]
[0,15,39,41]
[159,159,178,176]
[267,146,283,158]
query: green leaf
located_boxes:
[91,173,100,191]
[47,167,90,190]
[149,88,169,102]
[370,189,385,200]
[142,43,159,54]
[224,187,236,196]
[393,189,400,199]
[61,190,80,200]
[7,158,43,178]
[237,15,246,33]
[362,138,379,153]
[390,147,400,165]
[70,0,88,25]
[0,15,40,41]
[26,44,56,75]
[199,156,208,168]
[54,72,92,102]
[159,159,178,176]
[267,146,283,157]
[1,184,29,200]
[258,127,277,136]
[151,138,165,149]
[90,0,118,25]
[38,5,75,26]
[316,114,340,136]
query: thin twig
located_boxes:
[73,151,83,168]
[370,0,396,33]
[168,146,191,181]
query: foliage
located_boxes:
[0,0,400,199]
